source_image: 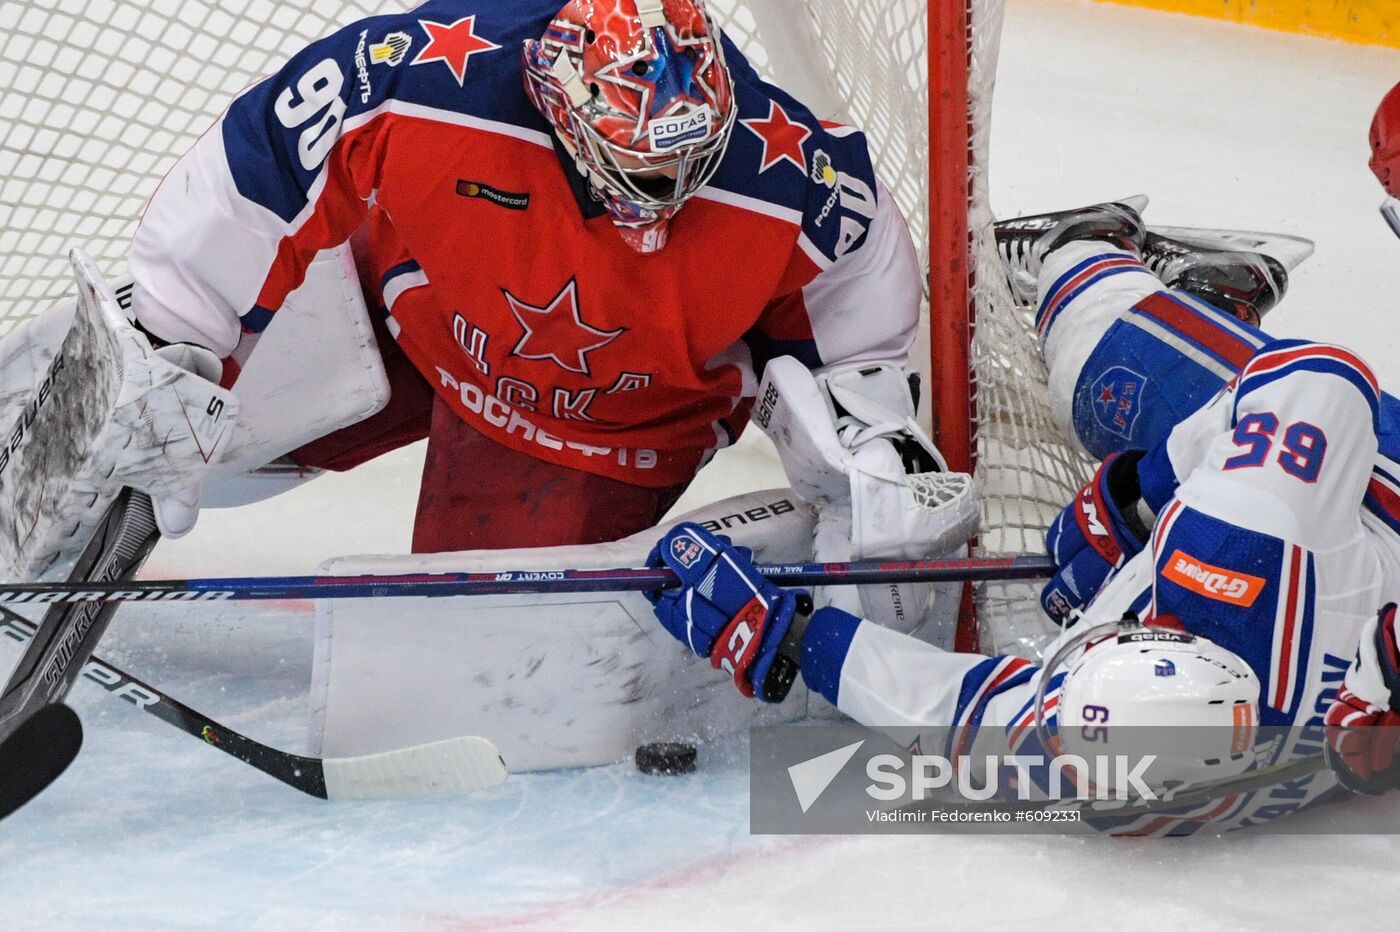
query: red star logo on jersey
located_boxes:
[1099,385,1116,404]
[505,279,624,376]
[412,16,501,86]
[740,102,811,173]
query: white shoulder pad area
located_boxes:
[309,489,814,772]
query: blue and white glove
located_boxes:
[645,522,807,702]
[1041,451,1151,625]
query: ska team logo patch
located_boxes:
[1091,365,1147,440]
[670,533,705,569]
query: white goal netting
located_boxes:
[0,0,1091,656]
[711,0,1094,656]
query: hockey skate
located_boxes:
[1141,230,1288,326]
[995,197,1298,326]
[993,196,1148,303]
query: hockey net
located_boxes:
[711,0,1096,657]
[0,0,1091,656]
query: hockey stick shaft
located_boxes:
[0,609,507,800]
[0,554,1057,605]
[1077,751,1328,815]
[0,489,160,735]
[0,490,159,820]
[0,606,331,796]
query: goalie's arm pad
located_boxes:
[752,181,921,372]
[130,15,398,353]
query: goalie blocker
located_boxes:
[0,250,237,580]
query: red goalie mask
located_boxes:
[523,0,736,253]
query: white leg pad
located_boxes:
[309,491,815,771]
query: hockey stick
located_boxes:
[0,489,159,819]
[1058,751,1328,818]
[0,489,159,737]
[0,703,83,819]
[0,608,509,800]
[0,554,1058,606]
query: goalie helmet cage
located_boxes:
[0,0,1092,657]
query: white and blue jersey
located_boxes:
[795,239,1398,833]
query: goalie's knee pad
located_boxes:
[154,244,392,480]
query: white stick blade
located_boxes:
[322,736,508,800]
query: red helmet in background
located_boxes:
[1370,81,1400,237]
[523,0,736,253]
[1371,81,1400,198]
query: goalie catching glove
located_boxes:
[1324,603,1400,795]
[754,356,979,646]
[645,523,808,703]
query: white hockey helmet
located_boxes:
[1036,613,1260,796]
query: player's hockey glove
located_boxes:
[1324,603,1400,795]
[645,523,808,703]
[1041,451,1152,625]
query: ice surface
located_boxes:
[4,0,1400,927]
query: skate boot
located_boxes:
[1142,232,1287,326]
[993,197,1148,304]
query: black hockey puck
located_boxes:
[635,741,697,776]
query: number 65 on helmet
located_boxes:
[1037,614,1261,797]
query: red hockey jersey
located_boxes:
[129,0,920,486]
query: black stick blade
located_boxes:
[0,703,83,820]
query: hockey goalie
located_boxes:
[0,0,977,776]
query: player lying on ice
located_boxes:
[645,112,1400,827]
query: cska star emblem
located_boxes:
[504,278,624,376]
[740,101,812,174]
[411,15,501,86]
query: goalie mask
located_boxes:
[1034,613,1260,797]
[523,0,736,254]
